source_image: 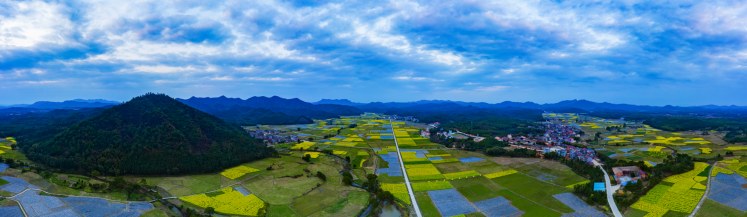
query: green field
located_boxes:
[415,192,441,217]
[401,148,591,217]
[694,199,747,217]
[570,113,733,161]
[451,176,504,202]
[491,173,574,213]
[0,114,628,216]
[160,153,369,216]
[142,174,221,197]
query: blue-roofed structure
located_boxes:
[593,182,605,191]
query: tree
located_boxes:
[205,207,215,215]
[316,171,327,181]
[111,177,127,189]
[342,171,353,185]
[302,154,311,162]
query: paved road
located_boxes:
[689,162,715,217]
[594,160,622,217]
[389,119,422,217]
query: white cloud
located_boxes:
[130,65,217,74]
[691,1,747,37]
[244,76,292,82]
[501,68,516,74]
[232,65,257,73]
[393,76,422,81]
[20,79,66,85]
[209,76,234,81]
[0,1,74,49]
[475,85,510,92]
[463,1,628,52]
[342,16,474,70]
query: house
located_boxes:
[612,166,647,186]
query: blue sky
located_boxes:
[1,0,747,106]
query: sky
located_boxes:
[1,0,747,106]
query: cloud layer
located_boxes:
[1,0,746,105]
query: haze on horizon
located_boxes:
[2,1,747,106]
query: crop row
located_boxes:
[411,180,454,192]
[381,183,411,204]
[181,187,265,216]
[483,169,518,179]
[443,170,481,180]
[221,165,261,180]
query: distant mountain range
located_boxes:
[314,99,747,114]
[3,96,747,127]
[0,99,120,115]
[177,96,362,125]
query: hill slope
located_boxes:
[22,93,274,175]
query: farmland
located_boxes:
[0,174,154,216]
[2,112,746,216]
[159,153,367,216]
[252,114,605,217]
[546,113,747,175]
[695,157,747,216]
[181,187,265,216]
[628,162,710,217]
[400,148,594,216]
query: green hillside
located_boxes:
[22,93,274,175]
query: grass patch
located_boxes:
[415,192,442,217]
[320,190,369,216]
[268,204,297,217]
[291,185,349,216]
[451,176,504,202]
[466,212,487,217]
[495,189,562,217]
[377,174,405,183]
[243,156,330,204]
[625,208,649,217]
[145,174,221,197]
[491,173,573,213]
[443,170,481,180]
[694,199,747,217]
[140,209,170,217]
[434,162,471,173]
[412,180,454,192]
[663,210,690,217]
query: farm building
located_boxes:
[612,166,647,186]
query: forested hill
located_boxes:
[22,93,274,175]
